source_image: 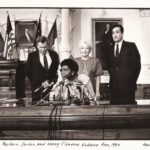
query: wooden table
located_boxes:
[0,104,150,139]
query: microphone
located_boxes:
[42,81,55,93]
[34,79,56,93]
[59,81,64,87]
[34,85,43,93]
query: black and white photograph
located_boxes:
[0,0,150,149]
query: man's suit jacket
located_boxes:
[107,40,141,103]
[27,50,59,96]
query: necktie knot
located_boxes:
[116,44,119,48]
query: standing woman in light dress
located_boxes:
[75,40,104,99]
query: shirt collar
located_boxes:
[39,51,49,56]
[115,40,123,47]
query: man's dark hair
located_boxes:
[112,24,124,33]
[61,59,79,74]
[36,36,48,45]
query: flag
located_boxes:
[47,19,57,51]
[34,13,42,45]
[44,16,49,37]
[3,13,16,60]
[0,33,4,57]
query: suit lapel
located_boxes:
[110,44,115,61]
[36,50,53,71]
[48,50,53,71]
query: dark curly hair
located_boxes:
[111,24,124,33]
[60,59,79,75]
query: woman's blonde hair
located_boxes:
[78,39,93,50]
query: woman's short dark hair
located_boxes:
[61,59,79,74]
[36,36,48,45]
[112,24,124,33]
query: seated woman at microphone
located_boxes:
[51,59,96,105]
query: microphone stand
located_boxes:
[40,87,54,105]
[33,88,44,106]
[48,83,63,139]
[34,85,43,93]
[57,83,64,139]
[59,84,64,105]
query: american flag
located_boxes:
[3,13,16,60]
[0,33,4,57]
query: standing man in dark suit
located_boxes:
[107,24,141,104]
[27,36,59,104]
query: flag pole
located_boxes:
[3,11,9,59]
[34,11,42,45]
[3,34,8,59]
[8,14,13,60]
[40,11,42,18]
[6,11,9,59]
